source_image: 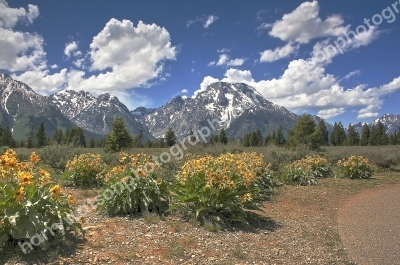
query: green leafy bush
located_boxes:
[336,156,374,179]
[0,149,83,252]
[280,155,332,186]
[65,153,107,187]
[96,152,169,215]
[171,152,271,224]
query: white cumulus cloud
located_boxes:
[64,41,81,58]
[267,1,349,44]
[260,42,299,63]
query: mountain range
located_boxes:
[0,72,399,141]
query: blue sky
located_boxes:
[1,0,400,125]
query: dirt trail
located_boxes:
[338,184,400,265]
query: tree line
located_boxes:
[1,115,399,151]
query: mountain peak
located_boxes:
[136,82,297,139]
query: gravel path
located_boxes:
[338,184,400,265]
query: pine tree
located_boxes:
[243,133,250,147]
[360,124,370,146]
[219,128,228,145]
[89,137,96,148]
[314,120,329,146]
[256,130,263,146]
[330,122,346,146]
[165,128,177,147]
[2,126,16,147]
[287,114,317,150]
[36,122,47,148]
[389,132,397,145]
[369,125,379,146]
[346,124,360,146]
[144,138,154,148]
[274,125,285,146]
[377,122,389,145]
[264,133,272,146]
[104,117,133,152]
[52,128,64,145]
[133,129,144,148]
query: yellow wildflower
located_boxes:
[30,152,40,163]
[14,187,25,201]
[50,185,61,200]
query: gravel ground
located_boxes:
[338,184,400,265]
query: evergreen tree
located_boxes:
[219,128,228,145]
[346,124,360,146]
[144,138,154,148]
[330,122,346,146]
[250,131,258,146]
[274,125,285,146]
[369,125,379,146]
[243,133,250,147]
[26,135,34,149]
[2,126,16,147]
[256,130,263,146]
[287,114,317,150]
[52,128,64,145]
[133,129,144,148]
[69,127,86,147]
[389,132,397,145]
[212,134,219,144]
[397,127,400,144]
[164,128,177,147]
[313,120,329,146]
[377,122,389,145]
[360,124,370,146]
[264,133,272,146]
[35,122,47,148]
[104,117,133,152]
[89,137,96,148]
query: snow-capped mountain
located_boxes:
[130,106,156,118]
[352,114,400,135]
[0,72,77,140]
[134,82,298,139]
[49,90,150,137]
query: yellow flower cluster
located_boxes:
[337,155,372,168]
[66,153,106,180]
[177,152,265,189]
[291,155,329,170]
[104,152,159,181]
[0,149,71,203]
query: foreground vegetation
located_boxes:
[0,144,399,263]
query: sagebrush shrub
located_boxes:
[366,148,400,170]
[0,149,83,252]
[336,156,374,179]
[37,145,84,171]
